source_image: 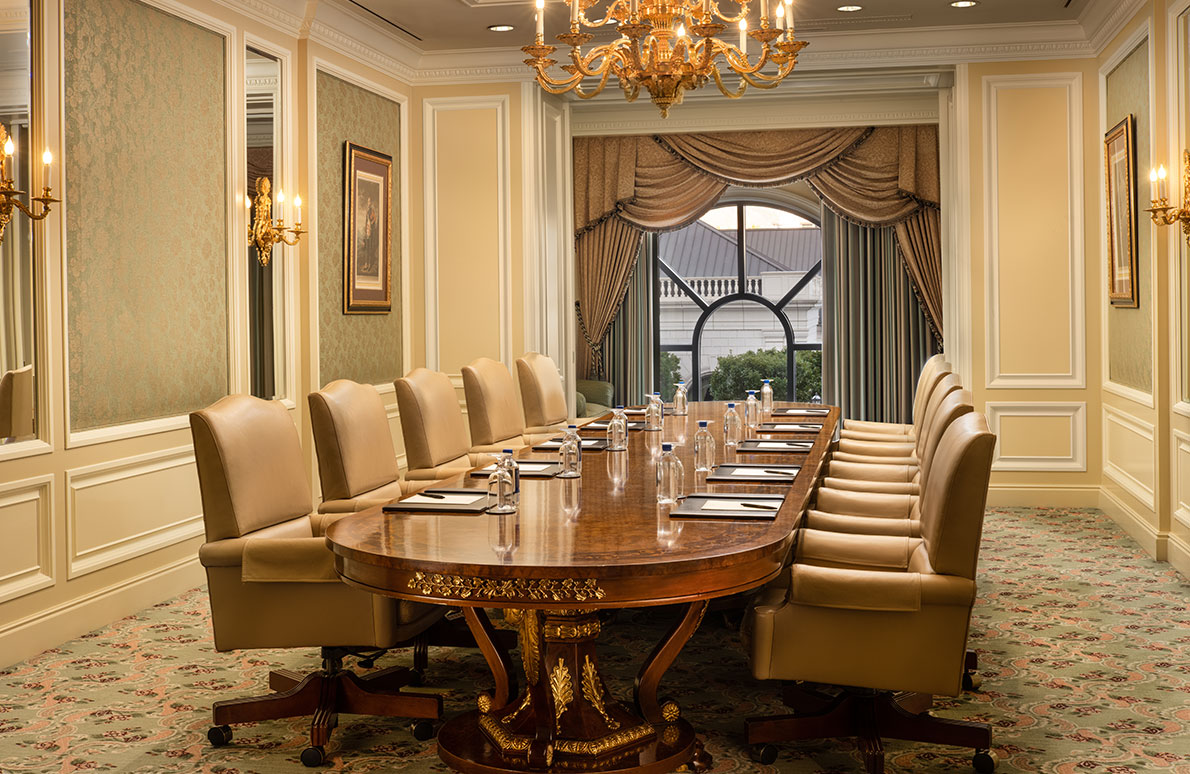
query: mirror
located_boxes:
[0,1,36,442]
[246,47,286,400]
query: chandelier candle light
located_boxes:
[247,176,304,266]
[1146,153,1190,244]
[523,0,808,117]
[0,124,57,247]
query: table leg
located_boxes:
[463,607,519,710]
[634,600,708,725]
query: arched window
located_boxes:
[653,201,822,402]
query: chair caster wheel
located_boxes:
[411,719,436,741]
[751,744,778,765]
[207,725,232,747]
[300,745,325,767]
[973,749,997,773]
[963,671,983,691]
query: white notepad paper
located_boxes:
[701,499,780,512]
[770,424,819,431]
[401,493,485,506]
[480,462,553,473]
[755,442,812,450]
[539,440,601,448]
[730,467,794,477]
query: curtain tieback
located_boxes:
[575,302,606,376]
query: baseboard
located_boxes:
[986,484,1101,508]
[1167,532,1190,581]
[1099,487,1167,560]
[0,555,205,669]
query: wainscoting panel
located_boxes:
[986,402,1086,471]
[1103,406,1157,510]
[66,448,203,579]
[983,74,1085,389]
[1173,429,1190,530]
[0,475,54,605]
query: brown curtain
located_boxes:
[575,218,644,377]
[572,125,944,377]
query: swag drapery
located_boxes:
[573,126,942,377]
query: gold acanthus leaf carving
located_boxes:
[501,692,532,726]
[407,572,606,602]
[550,657,574,723]
[581,655,620,730]
[522,610,540,686]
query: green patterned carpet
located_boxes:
[1,507,1188,773]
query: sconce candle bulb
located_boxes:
[0,124,58,248]
[1146,152,1190,244]
[248,176,304,266]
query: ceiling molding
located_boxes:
[1080,0,1148,55]
[206,0,305,36]
[306,0,421,83]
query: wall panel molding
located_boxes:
[1102,406,1157,511]
[0,475,54,605]
[422,95,512,372]
[986,402,1086,472]
[66,447,203,579]
[1173,429,1190,530]
[983,73,1086,389]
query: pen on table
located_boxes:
[419,492,446,499]
[739,502,779,510]
[763,469,794,476]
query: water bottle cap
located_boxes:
[615,405,624,409]
[698,420,708,427]
[502,448,514,454]
[763,379,770,383]
[748,390,756,395]
[662,443,672,451]
[568,424,577,429]
[728,402,736,407]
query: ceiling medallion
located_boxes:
[522,0,808,117]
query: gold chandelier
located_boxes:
[522,0,808,117]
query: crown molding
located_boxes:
[1081,0,1149,55]
[305,0,420,83]
[206,0,305,36]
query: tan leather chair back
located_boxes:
[516,352,568,428]
[915,373,962,455]
[309,380,400,502]
[918,412,995,580]
[462,357,525,447]
[918,388,974,481]
[0,364,34,438]
[190,395,313,542]
[395,368,470,469]
[911,354,949,424]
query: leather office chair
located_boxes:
[516,351,571,439]
[745,412,997,773]
[395,368,493,484]
[830,373,962,465]
[840,353,949,442]
[308,379,406,512]
[191,395,443,766]
[0,364,34,439]
[461,357,531,452]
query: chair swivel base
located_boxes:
[745,685,995,774]
[207,649,443,767]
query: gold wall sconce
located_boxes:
[0,124,57,247]
[248,176,304,266]
[1146,151,1190,243]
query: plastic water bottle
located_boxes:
[723,402,742,447]
[607,405,628,451]
[693,420,715,472]
[672,382,689,416]
[500,448,520,504]
[645,392,664,431]
[744,390,760,430]
[486,457,516,514]
[558,425,582,478]
[760,379,774,415]
[656,442,684,505]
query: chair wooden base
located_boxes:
[745,685,995,774]
[209,649,443,767]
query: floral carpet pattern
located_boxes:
[1,507,1188,773]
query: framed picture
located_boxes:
[344,142,393,313]
[1105,115,1138,308]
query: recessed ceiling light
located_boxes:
[950,1,978,7]
[836,5,863,11]
[487,24,515,32]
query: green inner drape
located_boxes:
[604,241,653,405]
[822,209,938,424]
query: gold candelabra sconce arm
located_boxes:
[248,176,305,267]
[0,124,58,248]
[1145,151,1190,245]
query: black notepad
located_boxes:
[705,463,800,483]
[469,461,561,479]
[532,437,610,452]
[670,492,786,521]
[758,422,823,432]
[382,489,489,514]
[737,439,814,453]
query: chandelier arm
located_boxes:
[737,66,786,89]
[568,67,615,100]
[709,0,749,24]
[719,43,770,75]
[711,66,749,99]
[534,67,588,91]
[570,46,618,78]
[7,198,51,221]
[579,0,630,27]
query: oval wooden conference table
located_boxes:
[327,401,839,774]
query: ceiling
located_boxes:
[353,0,1091,52]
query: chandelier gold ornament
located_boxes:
[247,176,304,267]
[522,0,808,117]
[0,125,57,248]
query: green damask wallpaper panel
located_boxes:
[316,72,402,386]
[1105,41,1153,394]
[64,0,227,430]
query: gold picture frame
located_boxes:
[344,142,393,313]
[1105,115,1138,308]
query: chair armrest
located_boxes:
[804,510,921,537]
[576,379,614,408]
[821,477,919,496]
[790,564,921,612]
[574,391,587,418]
[468,452,497,468]
[827,460,916,483]
[198,537,339,583]
[815,488,916,518]
[840,429,914,443]
[842,418,913,435]
[837,439,918,457]
[796,529,921,571]
[830,451,917,467]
